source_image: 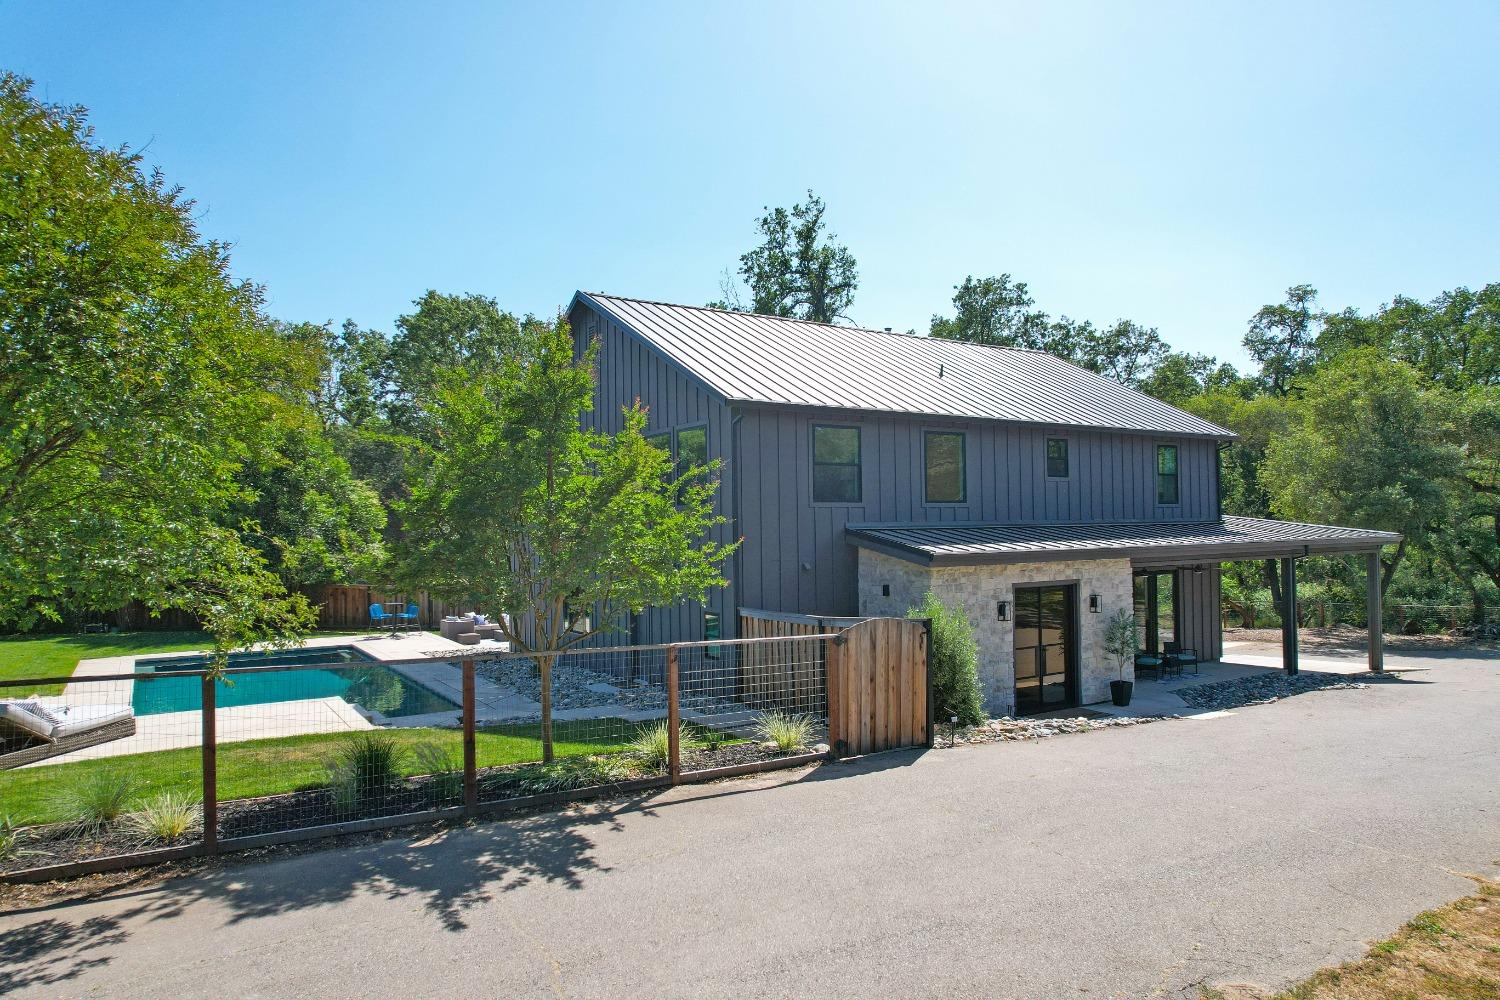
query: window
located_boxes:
[1157,444,1179,505]
[675,425,707,478]
[645,431,672,454]
[703,610,721,659]
[924,431,966,503]
[1046,438,1069,478]
[812,425,862,502]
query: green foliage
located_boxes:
[753,710,814,752]
[908,592,986,727]
[393,317,736,762]
[0,72,314,653]
[1102,609,1138,680]
[127,791,200,843]
[727,190,858,323]
[60,770,135,830]
[1244,284,1323,395]
[0,814,17,860]
[628,720,702,770]
[507,754,637,794]
[411,742,463,800]
[330,732,407,802]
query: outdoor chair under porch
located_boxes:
[1164,642,1201,676]
[0,699,137,769]
[1134,652,1165,680]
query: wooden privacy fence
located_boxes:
[109,585,476,633]
[827,617,932,756]
[737,607,865,710]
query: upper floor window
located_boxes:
[1157,444,1179,505]
[812,425,862,503]
[645,431,672,454]
[704,610,721,659]
[675,424,707,478]
[1046,438,1069,478]
[924,431,966,503]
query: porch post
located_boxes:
[1366,551,1384,674]
[1145,573,1160,653]
[1281,556,1298,675]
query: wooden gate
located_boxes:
[826,617,931,756]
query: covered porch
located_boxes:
[849,516,1402,717]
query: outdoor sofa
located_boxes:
[0,698,136,769]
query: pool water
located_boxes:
[133,646,458,718]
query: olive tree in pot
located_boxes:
[1103,608,1138,707]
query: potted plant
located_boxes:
[1103,608,1137,707]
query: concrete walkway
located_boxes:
[3,646,1497,998]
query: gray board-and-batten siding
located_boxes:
[569,294,1225,644]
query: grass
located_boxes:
[1203,879,1500,999]
[0,718,641,827]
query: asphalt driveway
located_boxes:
[4,646,1498,999]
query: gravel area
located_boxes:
[480,659,669,711]
[1177,670,1380,711]
[946,714,1165,746]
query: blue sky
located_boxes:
[4,1,1496,366]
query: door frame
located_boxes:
[1011,580,1081,714]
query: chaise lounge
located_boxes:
[0,698,137,769]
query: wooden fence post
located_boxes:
[201,675,218,852]
[666,645,681,785]
[462,658,478,811]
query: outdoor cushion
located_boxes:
[43,703,134,740]
[0,700,59,739]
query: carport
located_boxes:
[848,515,1403,677]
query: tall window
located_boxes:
[812,425,862,502]
[1046,438,1069,478]
[675,425,707,478]
[703,610,721,659]
[924,431,966,503]
[1157,444,1179,505]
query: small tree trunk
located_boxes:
[539,655,555,764]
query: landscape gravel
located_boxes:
[949,714,1165,745]
[1176,670,1375,711]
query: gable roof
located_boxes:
[572,291,1234,440]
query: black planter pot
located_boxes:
[1110,679,1134,707]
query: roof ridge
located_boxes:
[586,290,947,346]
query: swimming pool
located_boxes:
[133,646,459,718]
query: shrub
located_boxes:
[510,755,636,794]
[0,815,17,860]
[61,770,135,830]
[127,792,200,843]
[754,710,814,752]
[324,732,407,810]
[908,591,986,727]
[412,742,463,801]
[628,721,702,770]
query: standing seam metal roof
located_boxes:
[846,516,1401,566]
[574,292,1235,439]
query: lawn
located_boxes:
[1203,879,1500,999]
[0,719,642,827]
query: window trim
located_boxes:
[922,429,967,505]
[811,423,863,505]
[1045,437,1070,480]
[1156,443,1181,506]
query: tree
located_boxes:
[1260,350,1464,594]
[386,291,524,439]
[907,592,985,726]
[731,190,858,323]
[394,318,736,760]
[1138,351,1236,407]
[1244,284,1323,395]
[0,73,313,651]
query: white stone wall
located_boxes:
[858,548,1135,716]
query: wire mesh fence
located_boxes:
[0,632,842,881]
[1223,599,1500,635]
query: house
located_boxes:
[566,291,1400,716]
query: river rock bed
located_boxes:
[1176,671,1375,711]
[949,714,1165,746]
[479,658,670,711]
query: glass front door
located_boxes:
[1013,585,1076,715]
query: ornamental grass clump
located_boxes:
[60,770,135,831]
[127,792,200,843]
[412,742,463,801]
[754,710,814,752]
[326,732,407,809]
[628,721,702,770]
[511,755,636,794]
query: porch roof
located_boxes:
[845,516,1401,568]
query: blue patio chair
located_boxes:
[369,602,396,633]
[397,603,421,631]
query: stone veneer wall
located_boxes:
[857,548,1135,717]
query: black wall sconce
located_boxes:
[996,600,1011,622]
[1088,593,1102,613]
